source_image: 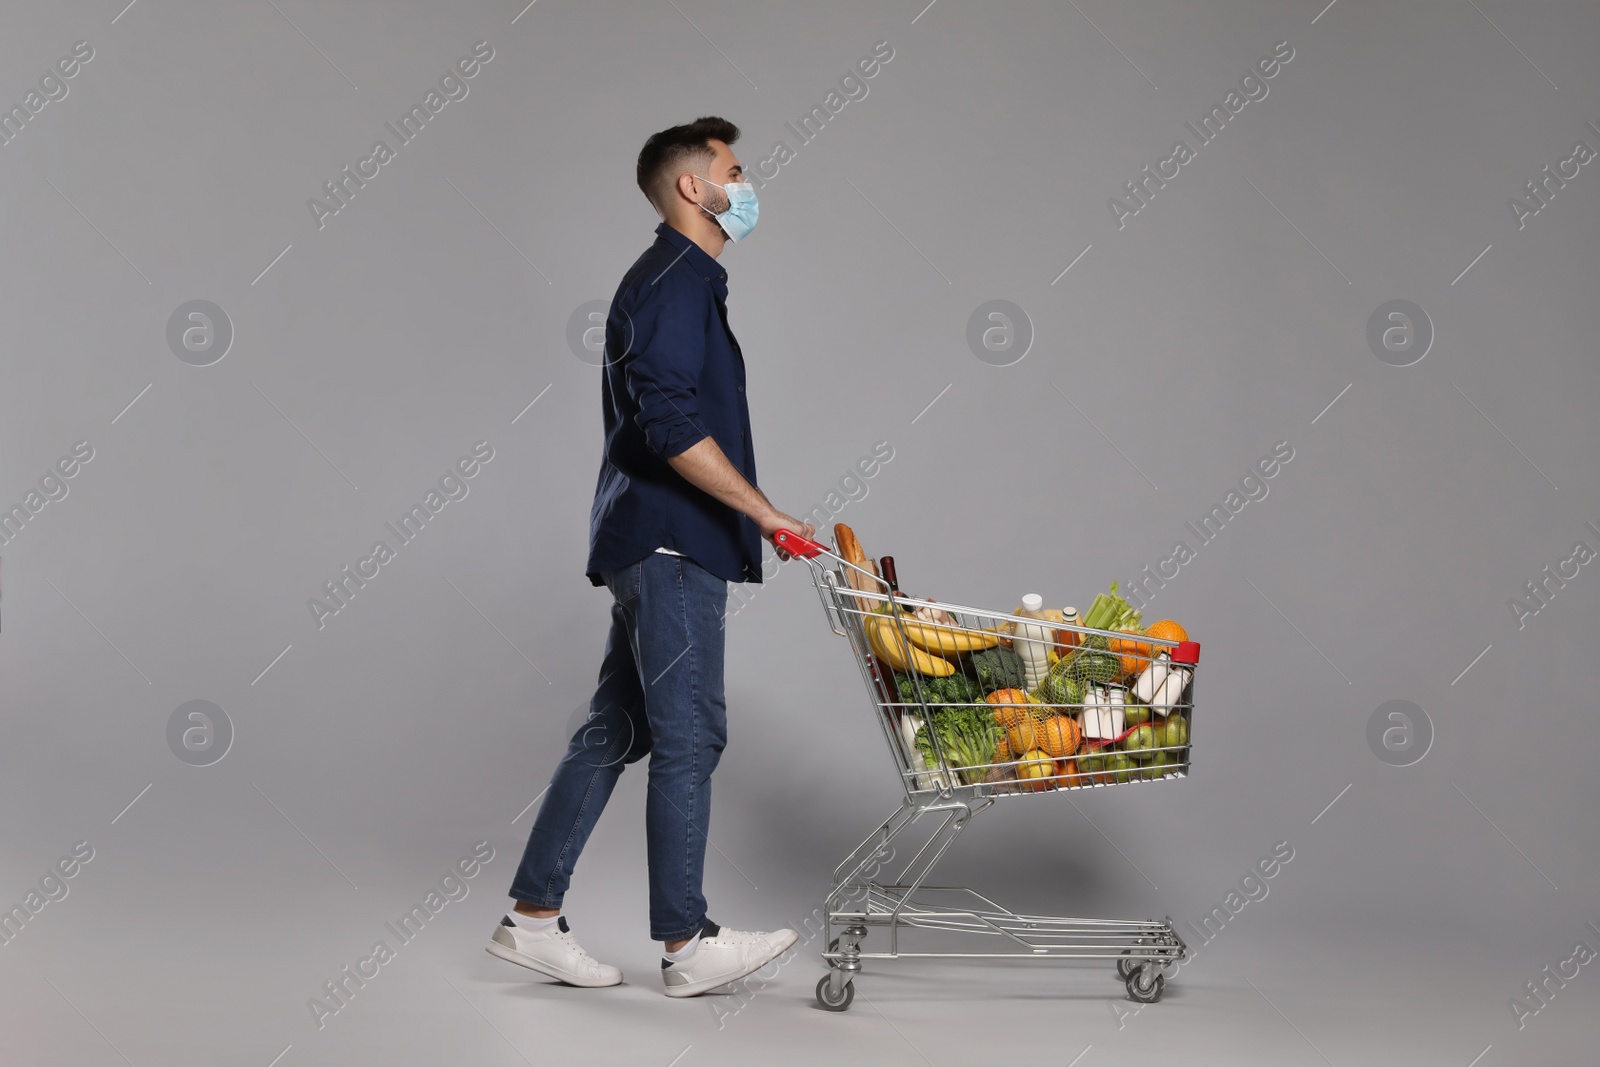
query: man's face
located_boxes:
[690,139,744,216]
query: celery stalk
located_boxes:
[1082,581,1142,633]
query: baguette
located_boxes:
[834,523,866,567]
[833,523,881,610]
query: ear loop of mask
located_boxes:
[693,175,727,218]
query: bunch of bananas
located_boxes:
[864,609,1001,677]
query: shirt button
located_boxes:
[737,384,745,393]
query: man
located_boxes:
[487,117,816,998]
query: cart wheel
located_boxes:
[1117,938,1153,980]
[826,934,866,969]
[1125,964,1164,1004]
[816,974,855,1012]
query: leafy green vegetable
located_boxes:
[914,705,999,785]
[967,646,1026,693]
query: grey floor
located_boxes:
[6,885,1593,1065]
[4,747,1593,1067]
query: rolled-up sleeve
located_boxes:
[623,270,711,458]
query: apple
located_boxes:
[1141,751,1173,780]
[1105,752,1136,783]
[1015,750,1054,792]
[1123,723,1157,760]
[1161,715,1189,748]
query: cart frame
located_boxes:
[772,531,1197,1010]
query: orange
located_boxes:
[1055,757,1081,786]
[1144,619,1188,645]
[1007,718,1040,756]
[987,689,1034,729]
[1109,629,1154,678]
[1036,715,1082,759]
[993,705,1032,731]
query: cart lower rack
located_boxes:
[774,530,1201,1010]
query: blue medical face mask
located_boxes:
[693,174,759,242]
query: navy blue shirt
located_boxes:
[585,221,763,587]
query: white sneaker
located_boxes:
[660,919,799,998]
[486,914,622,987]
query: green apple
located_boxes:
[1123,723,1157,760]
[1123,702,1152,726]
[1105,752,1136,783]
[1141,750,1172,780]
[1160,715,1189,748]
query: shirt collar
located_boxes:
[655,221,728,300]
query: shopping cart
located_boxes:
[772,530,1201,1011]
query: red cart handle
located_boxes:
[772,528,826,559]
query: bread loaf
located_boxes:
[833,523,881,610]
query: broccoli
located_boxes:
[896,672,979,707]
[967,646,1026,693]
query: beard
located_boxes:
[699,188,731,219]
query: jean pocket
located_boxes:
[607,559,643,604]
[678,555,728,609]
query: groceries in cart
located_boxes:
[832,523,1200,797]
[772,524,1196,1010]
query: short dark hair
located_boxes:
[636,116,740,215]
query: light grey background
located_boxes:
[2,1,1597,1064]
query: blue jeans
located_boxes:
[509,551,729,942]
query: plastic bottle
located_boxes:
[1150,660,1193,714]
[1082,685,1126,740]
[1131,651,1171,705]
[1013,593,1054,691]
[1051,606,1081,659]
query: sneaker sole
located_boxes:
[485,939,622,987]
[662,930,800,998]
